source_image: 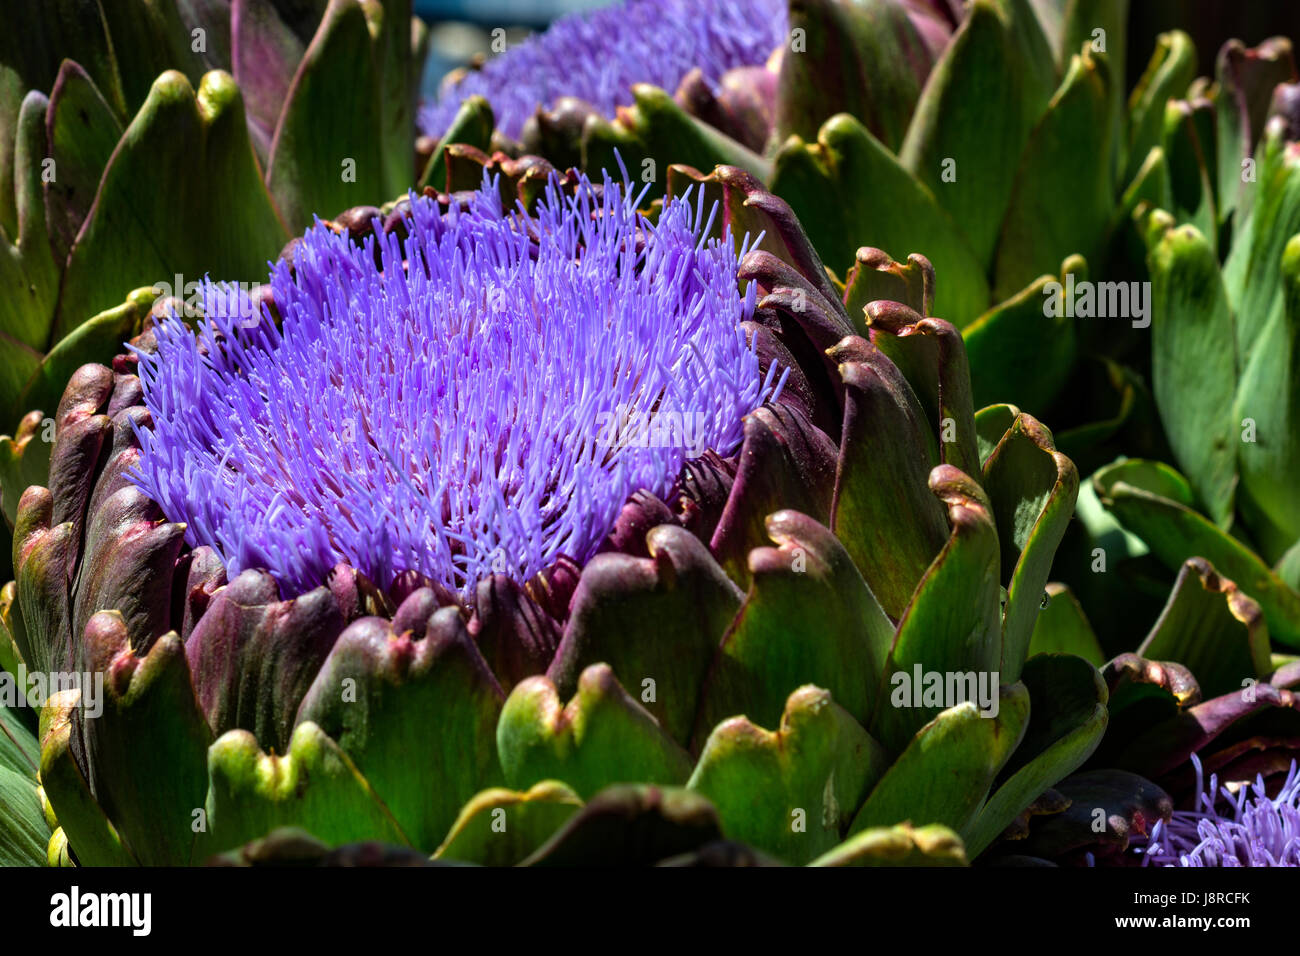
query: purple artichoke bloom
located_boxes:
[419,0,789,140]
[1137,754,1300,867]
[129,170,782,599]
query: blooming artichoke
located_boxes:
[0,164,1107,867]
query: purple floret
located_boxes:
[1137,754,1300,867]
[419,0,788,140]
[130,170,780,598]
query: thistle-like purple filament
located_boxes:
[1138,754,1300,867]
[131,171,780,598]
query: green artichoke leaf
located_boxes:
[841,246,933,324]
[521,784,723,867]
[547,525,743,746]
[851,680,1030,839]
[983,412,1080,680]
[808,822,967,866]
[992,46,1114,301]
[1095,458,1300,648]
[0,584,25,677]
[0,690,36,780]
[974,403,1020,467]
[230,0,312,163]
[296,607,506,853]
[1098,652,1199,767]
[37,690,135,866]
[0,339,42,444]
[1223,117,1300,367]
[17,287,155,426]
[434,781,582,866]
[1233,233,1300,561]
[963,653,1107,858]
[1136,557,1273,698]
[1060,0,1129,158]
[97,0,209,113]
[899,0,1055,273]
[708,403,839,590]
[0,1,126,122]
[43,61,123,265]
[693,510,895,735]
[0,92,58,361]
[12,495,78,679]
[867,305,983,479]
[1114,145,1172,232]
[964,256,1082,415]
[1026,583,1106,666]
[1123,30,1196,188]
[870,466,1003,750]
[1278,538,1300,594]
[829,334,949,619]
[1214,38,1295,226]
[0,756,50,865]
[688,685,889,865]
[770,113,990,322]
[775,0,930,153]
[497,664,694,800]
[0,65,20,239]
[1161,98,1219,253]
[1052,356,1140,459]
[56,70,287,341]
[264,0,383,234]
[197,720,409,861]
[72,615,213,865]
[581,84,772,197]
[374,0,415,200]
[1144,210,1238,527]
[419,94,493,191]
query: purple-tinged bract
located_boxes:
[419,0,788,140]
[1137,755,1300,867]
[130,172,779,598]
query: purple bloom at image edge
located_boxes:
[128,169,782,600]
[1134,754,1300,867]
[419,0,789,140]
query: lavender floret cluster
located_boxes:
[1138,754,1300,867]
[130,171,780,598]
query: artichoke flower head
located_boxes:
[129,170,782,600]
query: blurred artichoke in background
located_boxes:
[0,164,1108,867]
[420,0,792,146]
